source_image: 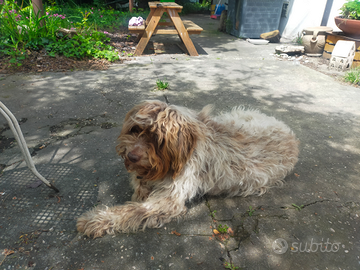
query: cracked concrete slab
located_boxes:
[1,14,360,269]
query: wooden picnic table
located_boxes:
[129,1,203,56]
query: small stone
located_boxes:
[276,45,305,55]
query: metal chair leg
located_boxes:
[0,101,59,192]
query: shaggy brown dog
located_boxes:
[77,100,299,238]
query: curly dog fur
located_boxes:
[77,100,299,238]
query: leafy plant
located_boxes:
[293,32,303,45]
[0,0,71,65]
[224,261,240,270]
[156,79,169,90]
[0,0,134,67]
[292,203,304,211]
[217,224,229,234]
[344,66,360,85]
[45,31,118,61]
[340,0,360,20]
[247,206,255,216]
[209,210,217,219]
[180,0,211,14]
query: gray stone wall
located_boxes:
[227,0,284,39]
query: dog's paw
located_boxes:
[76,208,113,238]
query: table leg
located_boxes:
[168,9,198,56]
[134,8,164,56]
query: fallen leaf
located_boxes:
[3,249,14,256]
[171,230,181,236]
[294,173,300,177]
[213,229,220,235]
[151,256,154,260]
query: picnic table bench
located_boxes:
[128,1,203,56]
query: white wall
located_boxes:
[281,0,346,41]
[327,0,346,30]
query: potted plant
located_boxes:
[335,0,360,36]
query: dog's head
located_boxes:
[116,100,204,181]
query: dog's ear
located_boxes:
[152,107,203,179]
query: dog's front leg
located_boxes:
[77,197,186,238]
[130,177,153,202]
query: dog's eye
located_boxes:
[130,125,142,134]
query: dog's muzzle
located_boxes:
[127,152,141,163]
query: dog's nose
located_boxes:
[127,152,141,163]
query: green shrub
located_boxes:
[179,0,211,14]
[45,31,118,61]
[0,0,146,66]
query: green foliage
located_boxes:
[344,66,360,85]
[209,210,217,219]
[292,203,304,211]
[180,0,211,14]
[45,31,118,61]
[0,0,148,67]
[56,6,148,31]
[340,0,360,20]
[156,79,169,90]
[217,224,229,234]
[293,32,303,45]
[247,206,255,216]
[224,261,240,270]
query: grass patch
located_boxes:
[344,66,360,85]
[293,32,303,45]
[247,206,255,216]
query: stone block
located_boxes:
[329,40,356,70]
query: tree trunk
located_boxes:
[32,0,45,27]
[129,0,134,12]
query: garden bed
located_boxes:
[0,30,137,74]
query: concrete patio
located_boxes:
[0,14,359,270]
